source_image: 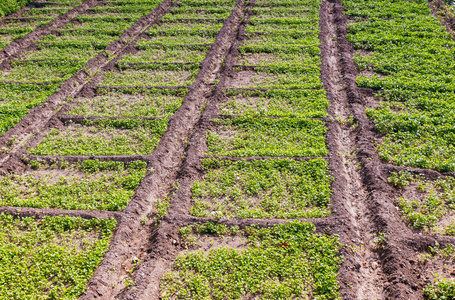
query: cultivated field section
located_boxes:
[0,0,455,298]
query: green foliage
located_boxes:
[28,119,169,156]
[0,214,116,299]
[396,175,455,234]
[161,221,341,299]
[102,70,198,87]
[68,91,183,118]
[206,117,328,157]
[344,0,455,171]
[222,89,328,118]
[191,158,332,219]
[424,278,455,299]
[0,160,147,210]
[0,0,32,18]
[388,170,414,188]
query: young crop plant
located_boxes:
[0,214,116,298]
[206,117,328,157]
[221,89,328,118]
[161,221,341,299]
[68,90,184,118]
[344,0,455,172]
[28,119,169,156]
[0,159,148,210]
[191,158,332,219]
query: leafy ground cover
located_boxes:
[343,0,455,172]
[28,119,169,156]
[0,214,116,299]
[206,117,328,157]
[0,0,31,17]
[389,171,455,236]
[0,159,147,210]
[161,221,341,299]
[0,0,164,137]
[68,89,185,118]
[0,83,60,136]
[221,89,328,118]
[102,70,198,87]
[191,158,332,219]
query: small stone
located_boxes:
[371,262,379,269]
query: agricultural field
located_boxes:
[0,0,455,298]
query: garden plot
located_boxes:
[160,222,341,299]
[0,159,147,210]
[389,171,455,235]
[28,119,169,156]
[0,83,59,135]
[206,117,328,157]
[220,89,328,118]
[0,214,116,299]
[67,89,185,118]
[0,0,163,137]
[190,158,332,219]
[345,0,455,172]
[228,68,322,89]
[101,69,198,87]
[0,0,85,50]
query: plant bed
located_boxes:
[227,68,322,90]
[344,0,455,172]
[121,48,209,64]
[101,70,198,87]
[190,158,332,219]
[206,117,328,157]
[0,159,147,210]
[67,89,185,118]
[28,119,169,156]
[220,89,328,118]
[160,221,341,299]
[0,214,116,298]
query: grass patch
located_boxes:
[206,117,328,157]
[28,119,169,156]
[0,159,147,210]
[191,158,332,219]
[161,221,341,299]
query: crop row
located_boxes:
[344,0,455,172]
